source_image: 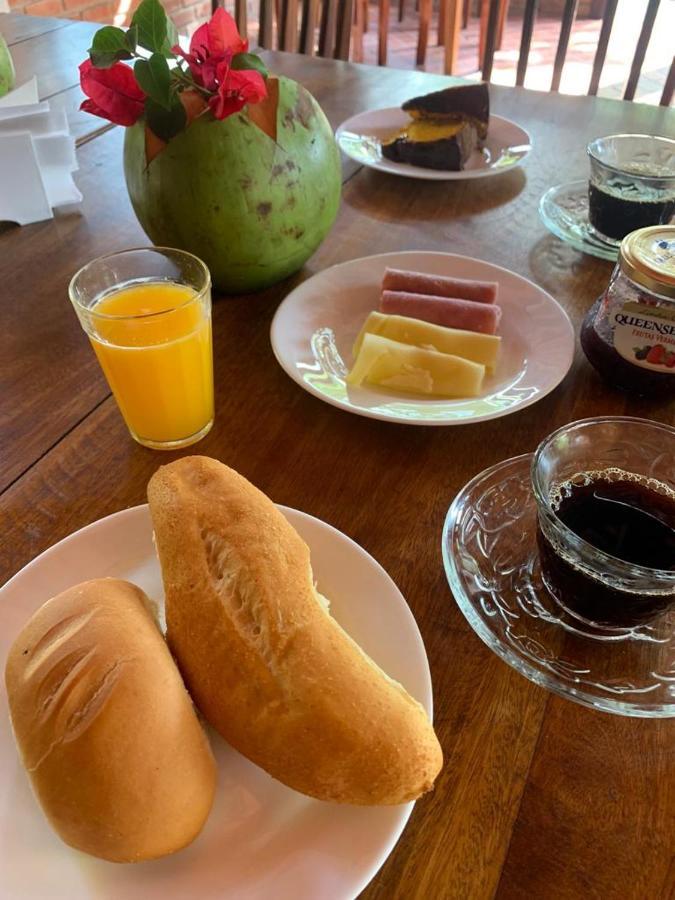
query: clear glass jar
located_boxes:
[581,225,675,395]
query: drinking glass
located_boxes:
[69,247,214,450]
[531,416,675,625]
[587,134,675,244]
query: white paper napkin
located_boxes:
[0,75,39,107]
[0,77,83,226]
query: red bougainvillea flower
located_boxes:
[174,8,247,92]
[208,65,267,121]
[79,59,145,126]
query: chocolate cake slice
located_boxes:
[402,82,489,140]
[381,119,478,171]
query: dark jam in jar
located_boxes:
[580,296,675,395]
[580,226,675,396]
[537,470,675,626]
[588,182,675,242]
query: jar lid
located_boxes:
[620,226,675,299]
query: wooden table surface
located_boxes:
[1,13,674,899]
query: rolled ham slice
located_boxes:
[382,268,498,304]
[380,290,501,335]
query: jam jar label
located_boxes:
[611,301,675,373]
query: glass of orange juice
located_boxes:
[69,247,214,450]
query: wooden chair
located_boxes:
[211,0,249,35]
[386,0,468,71]
[432,0,464,72]
[478,0,507,69]
[480,0,674,105]
[317,0,354,57]
[351,0,368,62]
[212,0,353,59]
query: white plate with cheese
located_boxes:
[0,503,432,900]
[336,110,531,180]
[270,251,574,426]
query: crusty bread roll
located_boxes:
[4,578,217,863]
[148,456,442,805]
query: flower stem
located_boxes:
[172,67,211,97]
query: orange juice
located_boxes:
[90,281,213,446]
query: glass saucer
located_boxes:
[442,453,675,718]
[539,180,619,262]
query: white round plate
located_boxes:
[0,504,432,900]
[271,251,574,426]
[336,108,531,180]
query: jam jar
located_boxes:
[581,225,675,395]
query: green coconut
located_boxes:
[124,76,341,294]
[0,36,15,98]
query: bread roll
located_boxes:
[4,578,217,863]
[148,456,442,805]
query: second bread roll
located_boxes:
[5,578,217,862]
[148,456,442,805]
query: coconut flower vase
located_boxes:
[79,1,341,294]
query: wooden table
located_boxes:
[2,13,674,899]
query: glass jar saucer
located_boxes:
[442,453,675,717]
[539,180,619,262]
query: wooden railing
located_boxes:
[481,0,673,105]
[215,0,675,104]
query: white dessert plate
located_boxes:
[271,251,574,426]
[0,504,433,900]
[335,108,531,180]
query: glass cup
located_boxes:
[531,416,675,627]
[69,247,214,450]
[587,134,675,245]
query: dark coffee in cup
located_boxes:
[537,469,675,625]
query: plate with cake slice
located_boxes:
[336,83,531,180]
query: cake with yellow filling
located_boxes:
[381,82,489,171]
[403,83,489,139]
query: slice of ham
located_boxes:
[382,268,498,304]
[380,290,501,335]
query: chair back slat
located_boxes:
[234,0,247,36]
[318,0,338,57]
[258,0,274,47]
[623,0,660,101]
[300,0,320,53]
[279,0,299,50]
[515,0,538,87]
[661,57,675,107]
[480,0,500,82]
[550,0,578,92]
[335,0,354,59]
[587,0,617,96]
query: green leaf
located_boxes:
[130,0,168,55]
[163,16,178,55]
[231,52,268,78]
[126,24,138,53]
[88,25,133,67]
[134,54,172,109]
[145,95,186,142]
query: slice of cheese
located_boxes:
[353,311,501,373]
[346,333,485,397]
